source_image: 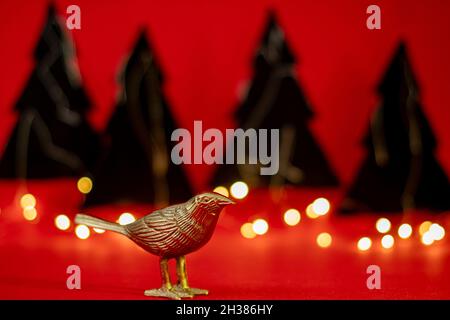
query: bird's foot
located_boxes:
[173,284,209,297]
[144,287,181,300]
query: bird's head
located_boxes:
[191,192,235,215]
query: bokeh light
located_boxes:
[213,186,229,198]
[20,193,36,209]
[306,204,319,219]
[375,218,391,234]
[77,177,93,194]
[23,207,38,221]
[398,223,412,239]
[283,209,301,226]
[316,232,332,248]
[252,218,269,235]
[311,198,330,216]
[381,234,394,249]
[118,212,136,225]
[421,231,434,246]
[93,228,106,234]
[230,181,249,200]
[75,225,90,240]
[357,237,372,251]
[55,214,71,231]
[419,221,432,236]
[240,222,256,239]
[429,223,445,241]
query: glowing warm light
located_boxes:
[213,186,229,198]
[230,181,249,200]
[429,223,445,241]
[55,214,71,231]
[381,235,394,249]
[93,228,105,234]
[311,198,330,216]
[77,177,93,194]
[23,207,38,221]
[283,209,301,226]
[117,212,136,225]
[375,218,391,234]
[421,231,434,246]
[252,219,269,235]
[75,225,90,240]
[20,193,36,209]
[316,232,332,248]
[306,204,319,219]
[240,222,256,239]
[419,221,432,236]
[357,237,372,251]
[398,223,412,239]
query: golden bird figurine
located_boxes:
[75,192,235,299]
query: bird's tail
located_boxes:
[75,214,127,236]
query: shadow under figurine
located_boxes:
[75,192,235,299]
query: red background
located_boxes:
[1,0,450,300]
[1,0,450,192]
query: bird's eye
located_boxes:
[204,197,214,204]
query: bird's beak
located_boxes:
[219,197,235,206]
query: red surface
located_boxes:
[1,0,450,192]
[0,180,449,300]
[1,0,450,300]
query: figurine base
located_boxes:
[172,284,209,297]
[144,285,209,300]
[144,287,182,300]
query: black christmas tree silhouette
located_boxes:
[84,31,193,207]
[210,12,339,189]
[0,6,99,179]
[341,42,450,213]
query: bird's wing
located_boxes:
[125,205,182,252]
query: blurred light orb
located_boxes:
[20,193,36,209]
[419,221,432,236]
[118,212,136,225]
[77,177,93,194]
[23,207,38,221]
[93,228,106,234]
[312,198,330,216]
[429,223,445,241]
[240,222,256,239]
[283,209,301,226]
[398,223,412,239]
[357,237,372,251]
[306,204,319,219]
[422,231,434,246]
[55,214,71,231]
[381,235,395,249]
[252,218,269,235]
[213,186,229,198]
[316,232,332,248]
[375,218,391,234]
[75,225,90,240]
[230,181,249,200]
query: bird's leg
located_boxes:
[173,256,209,296]
[144,258,180,300]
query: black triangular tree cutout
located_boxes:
[341,42,450,213]
[210,12,339,189]
[84,31,193,207]
[0,5,100,178]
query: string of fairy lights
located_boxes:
[213,182,446,251]
[17,177,446,252]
